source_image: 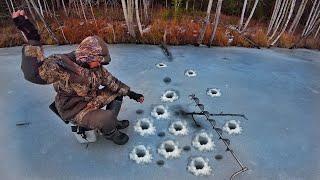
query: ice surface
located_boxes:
[1,45,320,179]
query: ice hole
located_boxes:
[166,92,174,98]
[151,105,170,119]
[158,132,165,137]
[185,69,197,77]
[158,140,182,159]
[206,88,221,97]
[174,124,182,131]
[134,118,156,136]
[183,145,191,151]
[165,143,175,152]
[192,132,215,152]
[136,109,144,114]
[129,145,153,164]
[161,90,179,102]
[228,122,236,130]
[156,63,167,68]
[215,154,223,160]
[163,77,171,84]
[169,121,188,136]
[156,160,165,166]
[136,148,146,158]
[195,160,204,170]
[198,135,208,145]
[157,108,164,115]
[140,121,150,130]
[187,157,212,176]
[223,120,242,135]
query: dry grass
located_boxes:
[0,7,319,50]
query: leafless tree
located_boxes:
[196,0,213,45]
[270,0,296,46]
[121,0,136,38]
[288,0,308,34]
[135,0,143,36]
[240,0,259,32]
[209,0,223,46]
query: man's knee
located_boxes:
[80,109,117,133]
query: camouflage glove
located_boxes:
[128,91,143,102]
[13,15,40,42]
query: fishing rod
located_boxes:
[186,94,249,180]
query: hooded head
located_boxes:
[75,36,111,67]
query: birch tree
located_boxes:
[121,0,136,38]
[135,0,143,36]
[240,0,259,32]
[288,0,308,34]
[302,0,320,37]
[209,0,223,46]
[196,0,213,45]
[239,0,248,30]
[267,0,281,35]
[270,0,296,46]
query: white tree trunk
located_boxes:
[209,0,223,46]
[121,0,136,38]
[79,0,88,22]
[269,0,290,41]
[302,0,318,35]
[270,0,296,46]
[61,0,68,16]
[305,0,320,35]
[37,0,44,17]
[241,0,259,32]
[267,0,281,35]
[29,0,60,44]
[88,0,97,26]
[197,0,214,45]
[5,0,12,14]
[288,0,308,34]
[314,23,320,38]
[239,0,248,29]
[135,0,143,36]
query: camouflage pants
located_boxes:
[76,96,123,133]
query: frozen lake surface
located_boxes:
[0,45,320,180]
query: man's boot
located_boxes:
[116,120,129,129]
[106,96,129,129]
[104,129,129,145]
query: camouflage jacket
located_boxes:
[21,44,130,122]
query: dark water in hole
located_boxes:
[158,132,165,137]
[156,160,165,166]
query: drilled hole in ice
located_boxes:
[136,109,144,114]
[198,136,208,145]
[158,132,165,137]
[228,123,236,130]
[210,89,217,94]
[156,108,164,115]
[183,145,191,151]
[166,92,174,99]
[165,143,175,152]
[156,160,165,166]
[174,124,183,131]
[136,148,146,158]
[163,77,171,84]
[215,154,223,160]
[140,121,150,130]
[194,160,204,170]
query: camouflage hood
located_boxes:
[75,36,111,65]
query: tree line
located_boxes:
[1,0,319,47]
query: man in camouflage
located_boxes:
[12,10,144,145]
